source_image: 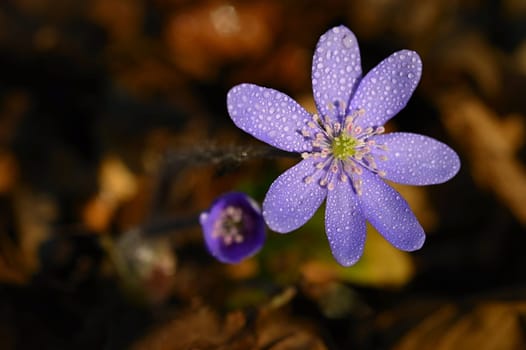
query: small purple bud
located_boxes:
[200,192,265,264]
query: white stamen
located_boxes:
[299,106,386,197]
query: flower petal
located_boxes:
[358,170,425,251]
[263,158,327,233]
[227,84,312,152]
[372,132,461,185]
[325,180,366,266]
[350,50,422,128]
[312,25,362,121]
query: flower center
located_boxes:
[300,106,388,194]
[332,134,359,160]
[213,206,245,245]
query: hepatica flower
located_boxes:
[200,192,266,263]
[227,26,461,266]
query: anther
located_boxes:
[365,155,377,170]
[324,123,334,137]
[328,159,338,172]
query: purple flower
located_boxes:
[200,192,266,263]
[227,25,460,266]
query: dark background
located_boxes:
[0,0,524,349]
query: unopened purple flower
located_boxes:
[200,192,266,263]
[227,25,460,266]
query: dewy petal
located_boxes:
[350,50,422,128]
[227,84,312,153]
[372,132,461,185]
[358,170,425,251]
[325,180,366,266]
[312,25,362,121]
[263,158,327,233]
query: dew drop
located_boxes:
[342,35,353,48]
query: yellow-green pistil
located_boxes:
[332,134,359,160]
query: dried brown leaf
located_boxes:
[132,305,248,350]
[395,301,526,350]
[438,89,526,224]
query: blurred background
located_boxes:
[0,0,524,349]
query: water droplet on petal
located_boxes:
[342,35,353,48]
